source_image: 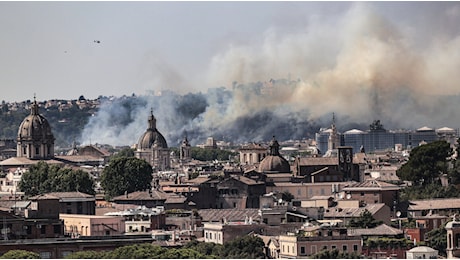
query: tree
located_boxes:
[348,209,383,228]
[0,250,40,259]
[281,191,294,202]
[400,183,460,201]
[219,235,265,258]
[65,250,107,259]
[397,140,452,185]
[110,147,135,161]
[18,161,95,196]
[425,222,447,257]
[448,138,460,185]
[100,157,153,200]
[310,248,361,259]
[190,147,237,161]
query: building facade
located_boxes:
[135,110,170,171]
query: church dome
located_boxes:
[137,110,168,149]
[258,136,290,173]
[17,100,54,142]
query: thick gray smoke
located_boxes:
[80,2,460,147]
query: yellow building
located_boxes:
[60,214,125,237]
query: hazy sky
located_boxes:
[1,1,460,102]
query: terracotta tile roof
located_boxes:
[112,190,169,201]
[54,155,104,163]
[0,157,64,166]
[323,203,386,218]
[29,194,60,200]
[46,191,94,199]
[198,208,260,222]
[342,179,400,191]
[184,176,211,185]
[408,198,460,211]
[348,224,403,236]
[298,157,338,166]
[165,195,187,204]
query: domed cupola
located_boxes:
[137,109,168,149]
[17,97,55,159]
[135,109,171,171]
[258,136,290,173]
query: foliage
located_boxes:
[110,147,135,161]
[281,191,294,202]
[106,243,167,258]
[184,235,265,258]
[425,222,447,257]
[219,235,265,258]
[0,250,40,259]
[100,157,153,200]
[18,161,95,196]
[364,238,411,249]
[397,140,452,185]
[348,209,383,228]
[310,249,362,259]
[189,171,200,180]
[64,250,107,259]
[190,147,237,162]
[448,138,460,185]
[400,183,460,201]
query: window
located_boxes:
[353,245,358,251]
[35,146,40,155]
[205,232,208,239]
[323,245,327,250]
[41,225,46,234]
[300,246,305,255]
[320,188,325,195]
[53,225,60,234]
[342,245,348,251]
[311,245,317,254]
[360,192,364,196]
[297,189,301,196]
[332,245,336,250]
[39,252,51,259]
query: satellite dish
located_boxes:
[396,211,401,217]
[278,198,283,204]
[346,194,352,200]
[338,193,344,199]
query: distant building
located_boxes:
[316,120,446,154]
[45,192,96,215]
[179,136,192,163]
[239,142,267,166]
[258,136,291,174]
[406,246,438,259]
[16,98,55,159]
[60,214,125,237]
[135,110,170,171]
[278,226,362,258]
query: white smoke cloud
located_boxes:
[80,2,460,146]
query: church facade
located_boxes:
[135,110,170,171]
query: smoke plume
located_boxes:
[80,2,460,147]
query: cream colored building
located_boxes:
[60,214,125,237]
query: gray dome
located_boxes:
[258,155,290,173]
[17,101,54,142]
[137,110,168,149]
[258,136,290,173]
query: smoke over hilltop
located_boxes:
[80,2,460,147]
